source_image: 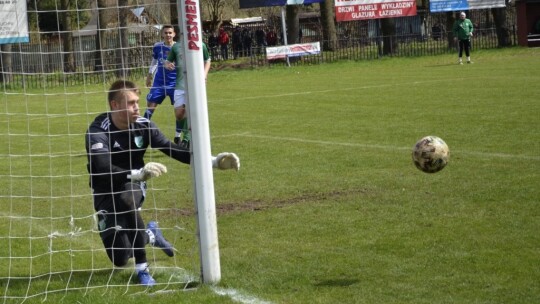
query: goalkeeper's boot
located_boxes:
[147,221,174,257]
[137,268,156,286]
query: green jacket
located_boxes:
[453,18,473,40]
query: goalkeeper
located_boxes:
[85,80,240,286]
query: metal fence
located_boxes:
[245,25,518,67]
[2,30,161,88]
[223,8,518,66]
[0,8,517,89]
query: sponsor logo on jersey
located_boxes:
[135,136,144,148]
[91,143,103,150]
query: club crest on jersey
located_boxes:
[134,136,144,148]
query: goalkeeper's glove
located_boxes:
[212,152,240,171]
[128,162,168,181]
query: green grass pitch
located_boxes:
[0,47,539,303]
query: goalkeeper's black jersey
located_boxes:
[85,113,190,194]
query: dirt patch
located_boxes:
[174,188,370,217]
[212,61,254,71]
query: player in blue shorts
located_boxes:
[144,25,177,120]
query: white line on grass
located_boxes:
[210,77,473,103]
[211,286,273,304]
[220,132,540,161]
[157,267,272,303]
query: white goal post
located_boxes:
[177,0,221,284]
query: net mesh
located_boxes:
[0,1,200,301]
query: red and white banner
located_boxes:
[335,0,417,21]
[266,42,321,60]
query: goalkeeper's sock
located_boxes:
[144,108,154,120]
[135,262,148,273]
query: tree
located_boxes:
[29,0,90,37]
[60,0,76,73]
[94,0,107,72]
[170,1,178,34]
[286,5,300,44]
[491,3,511,47]
[320,0,337,51]
[116,0,130,77]
[202,0,228,34]
[0,44,13,84]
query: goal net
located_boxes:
[0,0,211,301]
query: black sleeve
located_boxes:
[148,121,191,164]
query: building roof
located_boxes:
[73,7,158,37]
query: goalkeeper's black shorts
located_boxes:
[93,182,148,267]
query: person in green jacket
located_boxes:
[453,12,474,64]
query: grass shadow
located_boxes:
[314,278,360,287]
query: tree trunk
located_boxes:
[380,18,398,55]
[0,44,13,84]
[170,1,179,34]
[94,0,107,72]
[320,0,337,51]
[117,0,130,78]
[491,7,511,47]
[61,0,76,73]
[204,0,225,34]
[286,5,300,44]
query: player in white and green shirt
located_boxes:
[165,42,211,147]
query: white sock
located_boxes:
[467,56,471,61]
[135,262,148,273]
[146,229,155,245]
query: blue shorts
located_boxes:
[146,87,175,105]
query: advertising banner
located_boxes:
[335,0,417,22]
[429,0,505,12]
[0,1,29,44]
[266,42,321,60]
[239,0,324,9]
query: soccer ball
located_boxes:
[412,136,450,173]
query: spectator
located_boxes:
[218,28,229,60]
[432,23,442,41]
[453,11,474,64]
[266,28,278,46]
[208,31,219,61]
[242,27,253,57]
[255,27,267,55]
[232,27,243,59]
